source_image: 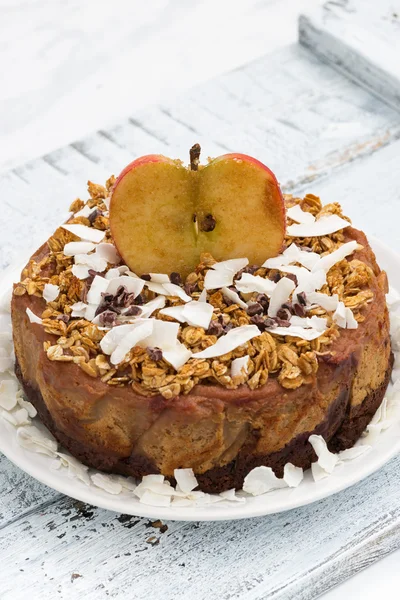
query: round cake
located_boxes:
[11,156,392,493]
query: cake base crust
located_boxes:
[15,356,393,492]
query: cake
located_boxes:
[11,149,392,493]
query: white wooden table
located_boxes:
[1,2,400,598]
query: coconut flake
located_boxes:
[0,356,13,373]
[144,281,170,295]
[219,489,246,503]
[311,462,330,482]
[74,205,97,219]
[386,287,400,309]
[231,356,249,378]
[91,473,123,495]
[105,266,129,280]
[313,241,357,273]
[62,223,105,243]
[63,241,96,256]
[182,301,214,329]
[159,306,186,323]
[198,288,207,302]
[42,283,60,303]
[290,315,327,331]
[286,205,316,224]
[268,277,296,317]
[307,292,339,312]
[140,296,166,318]
[243,466,287,496]
[56,451,90,485]
[0,380,18,410]
[16,425,58,457]
[283,463,304,487]
[74,253,107,273]
[174,468,198,493]
[17,395,37,418]
[71,264,90,280]
[309,434,338,473]
[111,321,154,365]
[287,215,350,237]
[95,243,120,265]
[100,323,140,355]
[163,342,192,370]
[26,307,42,325]
[221,287,248,309]
[192,325,260,359]
[150,273,170,284]
[106,276,145,298]
[266,324,324,341]
[204,258,249,290]
[235,273,276,295]
[264,244,321,271]
[70,301,88,318]
[87,275,109,305]
[162,283,191,303]
[139,320,179,352]
[333,301,358,329]
[140,490,171,507]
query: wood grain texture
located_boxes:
[1,36,400,600]
[299,0,400,111]
[0,457,399,600]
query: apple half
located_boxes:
[109,150,286,277]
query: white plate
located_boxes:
[0,237,399,521]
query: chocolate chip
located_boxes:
[281,302,293,313]
[200,214,216,232]
[123,293,136,307]
[285,273,298,286]
[56,314,70,323]
[146,347,163,361]
[277,307,291,321]
[124,306,142,317]
[223,322,234,333]
[247,302,263,317]
[140,274,151,281]
[250,315,267,331]
[99,310,118,327]
[264,317,276,329]
[256,294,269,312]
[206,321,223,337]
[293,303,305,317]
[275,317,291,328]
[134,294,144,306]
[184,282,197,295]
[297,292,307,306]
[244,265,259,275]
[170,272,182,285]
[88,209,101,225]
[271,272,281,283]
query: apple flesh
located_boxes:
[110,152,285,277]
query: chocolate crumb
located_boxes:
[256,294,269,312]
[250,315,267,331]
[207,321,223,337]
[275,317,291,327]
[134,294,144,306]
[88,209,101,225]
[297,292,307,306]
[124,305,142,317]
[146,347,163,361]
[56,314,70,323]
[264,317,277,329]
[247,302,264,317]
[223,322,234,333]
[99,310,117,327]
[271,272,281,283]
[184,282,197,295]
[293,303,305,317]
[170,272,182,285]
[277,307,292,321]
[141,274,151,281]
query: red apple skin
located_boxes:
[111,154,175,191]
[208,152,285,220]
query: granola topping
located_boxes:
[16,181,375,395]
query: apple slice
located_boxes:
[110,148,285,277]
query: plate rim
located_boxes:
[0,234,399,521]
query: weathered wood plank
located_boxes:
[299,0,400,112]
[0,457,399,600]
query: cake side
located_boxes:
[12,223,392,492]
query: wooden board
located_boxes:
[299,0,400,111]
[1,43,400,599]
